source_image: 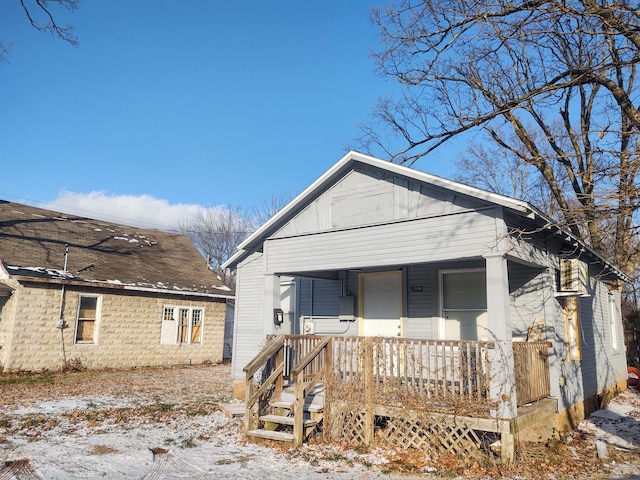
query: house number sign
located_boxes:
[410,285,424,292]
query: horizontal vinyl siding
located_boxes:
[404,264,437,339]
[508,263,553,339]
[232,253,265,381]
[582,278,626,397]
[266,210,498,274]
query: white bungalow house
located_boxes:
[222,151,628,459]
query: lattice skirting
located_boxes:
[327,402,494,457]
[327,406,368,445]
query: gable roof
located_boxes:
[223,151,628,282]
[0,200,232,298]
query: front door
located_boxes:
[360,271,402,337]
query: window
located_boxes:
[564,296,581,361]
[75,295,100,343]
[608,293,619,351]
[440,269,488,341]
[160,306,203,345]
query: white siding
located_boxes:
[508,263,553,338]
[231,253,265,381]
[404,264,437,339]
[274,167,490,238]
[266,210,498,274]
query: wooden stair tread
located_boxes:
[271,401,324,413]
[259,414,318,426]
[248,429,294,442]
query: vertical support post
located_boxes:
[484,252,517,418]
[245,371,254,433]
[264,273,281,335]
[364,337,374,446]
[501,431,516,463]
[485,249,517,464]
[322,338,333,443]
[274,344,284,403]
[293,363,305,446]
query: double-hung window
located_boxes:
[75,295,101,343]
[161,306,203,345]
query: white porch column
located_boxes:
[263,273,281,336]
[484,252,517,419]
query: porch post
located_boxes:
[263,273,281,335]
[484,252,517,419]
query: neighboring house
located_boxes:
[223,151,629,456]
[0,200,234,372]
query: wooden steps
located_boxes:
[270,400,324,413]
[247,389,325,443]
[247,428,295,443]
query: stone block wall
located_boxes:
[1,282,228,372]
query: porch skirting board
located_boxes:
[556,379,628,433]
[326,400,513,460]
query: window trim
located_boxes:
[608,292,619,351]
[161,305,203,345]
[74,294,101,344]
[564,296,581,361]
[438,268,488,341]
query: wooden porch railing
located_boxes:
[244,335,329,444]
[244,336,552,442]
[512,341,552,406]
[329,336,496,410]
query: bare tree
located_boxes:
[178,206,253,289]
[249,192,294,229]
[2,0,80,62]
[361,0,640,279]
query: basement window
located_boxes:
[75,295,101,344]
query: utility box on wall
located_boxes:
[339,295,356,321]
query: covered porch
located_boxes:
[243,334,554,462]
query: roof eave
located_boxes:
[8,275,234,299]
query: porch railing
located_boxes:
[245,336,552,435]
[329,336,496,411]
[512,341,552,406]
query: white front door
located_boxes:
[361,271,402,337]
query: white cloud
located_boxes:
[41,190,210,232]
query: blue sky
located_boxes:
[1,1,458,231]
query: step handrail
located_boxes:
[243,334,286,378]
[243,335,286,433]
[290,336,332,445]
[289,336,331,377]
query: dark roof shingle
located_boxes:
[0,200,231,296]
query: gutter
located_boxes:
[9,275,234,300]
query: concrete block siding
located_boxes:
[0,283,226,372]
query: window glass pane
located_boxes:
[76,296,98,343]
[443,271,486,309]
[179,308,189,343]
[191,309,202,343]
[79,296,97,319]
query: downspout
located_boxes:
[56,245,69,371]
